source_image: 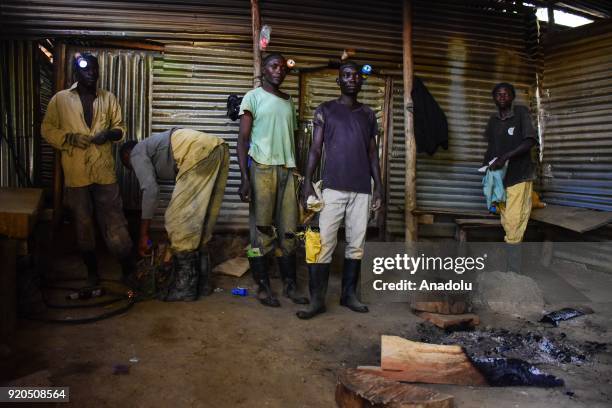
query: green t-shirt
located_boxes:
[239,87,298,167]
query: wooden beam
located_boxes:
[251,0,262,88]
[547,1,556,33]
[379,76,393,241]
[51,42,67,227]
[403,0,417,242]
[86,39,164,52]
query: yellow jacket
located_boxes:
[41,82,126,187]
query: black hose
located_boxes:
[24,278,137,324]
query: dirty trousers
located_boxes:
[64,183,132,258]
[499,181,533,244]
[248,161,297,257]
[165,144,230,253]
[317,188,371,264]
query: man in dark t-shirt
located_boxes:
[483,82,538,271]
[297,61,384,319]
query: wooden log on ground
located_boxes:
[412,301,468,315]
[379,336,487,386]
[416,312,480,329]
[336,368,453,408]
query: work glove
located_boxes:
[65,133,91,149]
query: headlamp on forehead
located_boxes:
[286,59,296,69]
[74,52,91,70]
[77,57,89,69]
[361,64,372,76]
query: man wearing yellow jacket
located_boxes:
[120,128,229,301]
[41,53,132,286]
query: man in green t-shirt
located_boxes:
[238,53,308,308]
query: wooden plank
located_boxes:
[416,312,480,329]
[336,368,453,408]
[0,188,44,239]
[418,214,434,225]
[531,204,612,233]
[212,257,250,277]
[379,335,488,386]
[455,218,501,227]
[413,207,495,218]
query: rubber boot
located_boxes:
[119,256,136,287]
[198,250,213,298]
[506,243,523,274]
[296,263,330,320]
[82,251,99,287]
[249,256,280,307]
[277,254,309,304]
[340,258,369,313]
[162,251,199,302]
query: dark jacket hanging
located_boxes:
[411,76,448,155]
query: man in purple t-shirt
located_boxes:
[297,61,384,320]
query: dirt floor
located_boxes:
[2,234,612,408]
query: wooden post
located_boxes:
[379,76,393,241]
[251,0,262,88]
[52,42,66,227]
[403,0,417,242]
[547,1,556,33]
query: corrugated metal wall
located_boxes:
[151,43,253,231]
[259,0,402,69]
[1,0,253,231]
[2,0,541,237]
[386,0,538,236]
[540,21,612,211]
[0,40,39,188]
[0,0,251,42]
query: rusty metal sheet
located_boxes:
[541,22,612,211]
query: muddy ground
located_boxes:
[2,234,612,408]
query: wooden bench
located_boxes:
[454,218,502,243]
[0,188,44,339]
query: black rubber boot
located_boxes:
[296,263,330,320]
[198,250,213,298]
[340,258,369,313]
[249,256,280,307]
[82,251,99,287]
[119,256,136,286]
[506,243,523,274]
[277,255,309,304]
[162,251,199,302]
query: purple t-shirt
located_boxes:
[313,100,378,194]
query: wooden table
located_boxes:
[0,187,44,239]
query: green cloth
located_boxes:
[239,87,298,167]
